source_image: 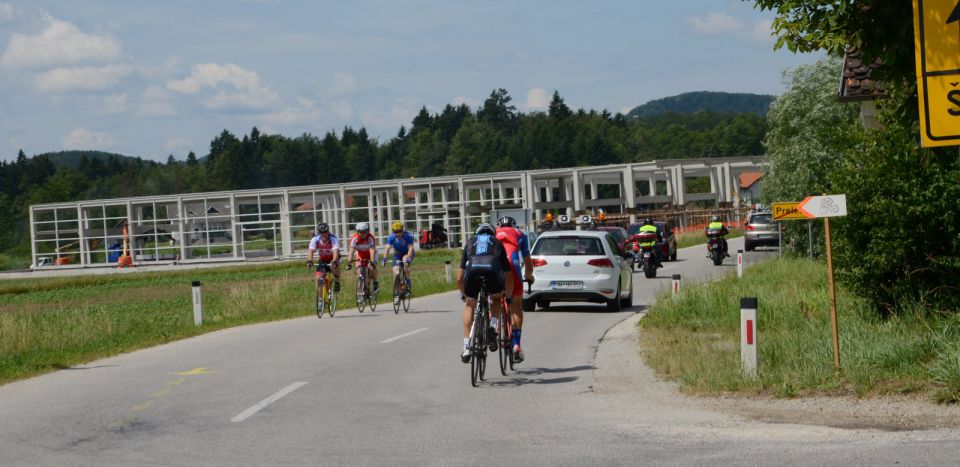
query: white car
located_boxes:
[522,230,633,311]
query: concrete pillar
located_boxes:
[458,178,468,245]
[674,164,686,206]
[281,190,292,257]
[623,167,637,223]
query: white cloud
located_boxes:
[63,128,115,150]
[327,72,358,97]
[1,16,122,68]
[524,87,550,110]
[748,18,774,42]
[0,2,15,24]
[164,137,193,152]
[685,12,743,35]
[359,98,419,135]
[167,63,278,110]
[34,64,132,93]
[262,98,324,128]
[102,93,127,113]
[137,86,176,116]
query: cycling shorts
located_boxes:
[463,269,504,300]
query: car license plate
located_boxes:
[759,234,771,239]
[551,281,583,290]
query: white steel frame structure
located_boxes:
[28,156,767,269]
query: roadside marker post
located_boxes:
[671,274,681,297]
[444,261,452,283]
[740,297,758,378]
[737,249,744,278]
[192,281,203,327]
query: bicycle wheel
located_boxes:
[316,281,325,319]
[328,286,337,317]
[369,276,378,312]
[402,274,411,313]
[355,273,367,313]
[470,305,485,387]
[392,274,401,314]
[498,308,510,376]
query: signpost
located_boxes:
[912,0,960,147]
[798,194,848,370]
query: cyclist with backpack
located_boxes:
[458,223,515,363]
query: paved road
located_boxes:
[1,239,957,466]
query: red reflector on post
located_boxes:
[746,319,754,345]
[587,258,613,267]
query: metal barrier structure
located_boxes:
[28,156,767,269]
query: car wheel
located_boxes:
[620,284,632,308]
[522,298,535,312]
[745,240,754,252]
[607,284,622,312]
[538,301,550,310]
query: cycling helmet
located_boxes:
[643,217,653,225]
[496,216,516,227]
[391,221,404,233]
[316,223,330,234]
[355,222,369,233]
[475,223,495,236]
[711,215,721,223]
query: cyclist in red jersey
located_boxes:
[347,222,379,292]
[495,216,534,363]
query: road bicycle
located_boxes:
[351,259,378,313]
[389,258,412,314]
[468,278,491,387]
[497,295,514,375]
[310,261,338,318]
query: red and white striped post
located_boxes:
[737,249,744,278]
[740,297,757,377]
[671,274,681,297]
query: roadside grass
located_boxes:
[675,228,744,250]
[0,249,460,385]
[640,257,960,402]
[0,253,30,272]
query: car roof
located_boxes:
[536,230,612,239]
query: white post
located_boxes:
[672,274,681,297]
[740,297,758,377]
[192,280,203,327]
[445,261,452,283]
[737,249,744,278]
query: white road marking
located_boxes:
[381,327,429,344]
[230,382,307,422]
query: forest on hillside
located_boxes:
[0,89,767,259]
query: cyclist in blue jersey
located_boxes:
[382,221,416,295]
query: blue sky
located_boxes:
[0,1,822,163]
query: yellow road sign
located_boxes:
[771,202,807,221]
[913,0,960,147]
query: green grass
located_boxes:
[640,257,960,402]
[0,249,461,385]
[0,253,30,272]
[675,228,744,250]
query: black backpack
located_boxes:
[468,234,503,271]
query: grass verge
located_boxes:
[0,253,30,272]
[640,257,960,402]
[675,228,744,250]
[0,249,460,385]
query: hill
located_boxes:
[37,150,142,169]
[626,91,774,118]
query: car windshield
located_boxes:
[533,237,605,256]
[750,214,773,225]
[627,224,642,235]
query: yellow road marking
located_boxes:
[166,377,187,386]
[175,367,213,376]
[130,400,154,412]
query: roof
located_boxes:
[537,229,611,238]
[837,45,886,101]
[739,172,762,189]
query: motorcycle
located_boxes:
[632,231,660,279]
[706,229,726,266]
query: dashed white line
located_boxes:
[230,382,307,422]
[381,327,429,344]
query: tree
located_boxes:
[548,91,572,120]
[186,151,198,166]
[478,88,517,131]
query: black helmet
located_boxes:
[475,223,495,236]
[496,216,516,227]
[316,223,330,234]
[643,217,653,225]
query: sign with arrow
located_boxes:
[913,0,960,147]
[798,195,847,219]
[771,202,808,221]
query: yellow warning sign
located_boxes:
[771,202,807,221]
[913,0,960,147]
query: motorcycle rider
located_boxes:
[705,215,730,258]
[638,217,663,268]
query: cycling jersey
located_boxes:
[350,233,377,261]
[386,231,415,258]
[495,226,530,296]
[460,234,511,299]
[309,234,340,262]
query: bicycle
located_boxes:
[388,258,412,314]
[468,278,491,387]
[309,261,338,319]
[497,295,514,375]
[350,259,378,313]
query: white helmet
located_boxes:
[355,222,369,233]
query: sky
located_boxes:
[0,0,822,163]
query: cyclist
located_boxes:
[705,215,730,258]
[382,221,416,297]
[347,222,378,292]
[459,223,514,363]
[495,215,534,363]
[307,222,341,293]
[638,217,663,268]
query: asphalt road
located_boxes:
[1,238,957,466]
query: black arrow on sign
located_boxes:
[949,1,960,23]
